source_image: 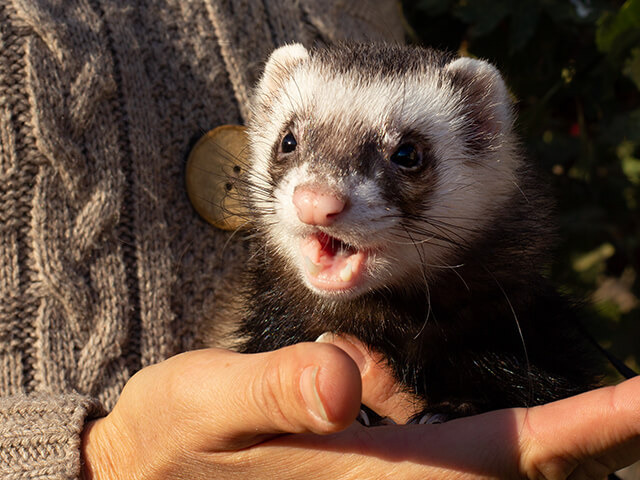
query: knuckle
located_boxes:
[518,417,578,480]
[252,356,301,432]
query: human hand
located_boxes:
[316,335,640,479]
[80,343,363,479]
[81,338,640,480]
[252,376,640,479]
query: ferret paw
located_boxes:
[356,406,449,426]
[408,412,450,425]
[356,406,397,426]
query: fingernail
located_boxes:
[316,332,367,374]
[315,332,335,343]
[300,366,329,423]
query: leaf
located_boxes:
[596,0,640,53]
[622,156,640,184]
[593,269,639,316]
[618,140,640,184]
[623,47,640,90]
[573,243,615,273]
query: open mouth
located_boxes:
[299,232,367,292]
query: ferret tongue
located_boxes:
[300,233,365,291]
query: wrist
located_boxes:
[81,417,129,480]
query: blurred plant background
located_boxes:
[401,0,640,376]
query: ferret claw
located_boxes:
[417,413,449,424]
[406,412,449,425]
[357,409,371,426]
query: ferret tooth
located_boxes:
[339,262,353,282]
[305,257,321,276]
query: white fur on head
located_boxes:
[258,43,310,98]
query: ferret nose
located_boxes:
[292,186,346,226]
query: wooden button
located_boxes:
[186,125,249,231]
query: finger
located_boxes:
[241,413,520,480]
[519,376,640,479]
[316,333,423,423]
[152,344,363,450]
[256,378,640,479]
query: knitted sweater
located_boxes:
[0,1,403,477]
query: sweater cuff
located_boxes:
[0,393,105,480]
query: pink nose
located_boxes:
[292,186,346,226]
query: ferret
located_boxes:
[205,42,599,422]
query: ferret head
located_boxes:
[246,43,521,299]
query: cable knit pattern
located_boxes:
[18,0,128,402]
[0,0,404,477]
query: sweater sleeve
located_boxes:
[0,0,405,479]
[0,394,105,480]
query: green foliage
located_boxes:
[596,0,640,53]
[403,0,640,374]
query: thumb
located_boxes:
[82,344,363,479]
[163,344,363,450]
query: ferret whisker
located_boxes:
[290,75,307,113]
[245,241,269,264]
[399,224,469,250]
[402,225,433,341]
[424,262,464,271]
[414,221,473,248]
[241,231,267,241]
[391,230,461,251]
[192,168,274,197]
[483,265,534,407]
[511,179,529,204]
[399,211,478,233]
[281,66,305,115]
[425,214,486,222]
[388,232,450,248]
[209,42,600,426]
[388,233,469,294]
[221,220,253,254]
[390,232,457,251]
[449,157,527,202]
[411,216,479,237]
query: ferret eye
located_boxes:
[391,144,421,169]
[281,133,297,153]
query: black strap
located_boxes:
[583,325,637,480]
[586,330,638,379]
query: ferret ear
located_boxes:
[445,57,513,142]
[258,43,309,97]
